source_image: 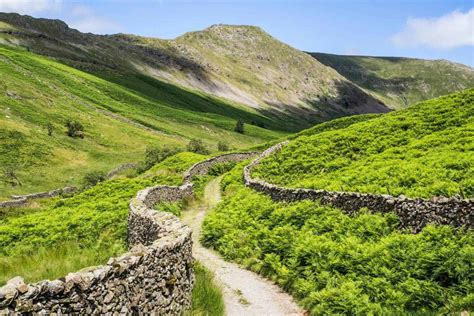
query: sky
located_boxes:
[0,0,473,66]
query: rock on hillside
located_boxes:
[0,13,389,129]
[310,52,474,108]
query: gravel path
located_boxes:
[181,177,304,316]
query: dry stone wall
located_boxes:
[0,186,77,208]
[1,151,256,314]
[183,152,258,183]
[244,142,473,233]
[0,162,138,209]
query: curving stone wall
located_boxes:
[183,152,258,183]
[0,186,77,208]
[0,151,256,314]
[244,142,474,233]
[0,162,138,209]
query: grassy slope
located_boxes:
[0,45,284,199]
[310,53,474,108]
[254,89,474,198]
[202,163,474,314]
[0,152,204,284]
[127,25,388,127]
[0,14,390,130]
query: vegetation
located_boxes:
[65,119,84,138]
[254,89,474,198]
[46,122,53,136]
[187,139,210,155]
[0,45,283,199]
[141,146,182,172]
[188,262,225,316]
[311,52,474,108]
[0,13,392,131]
[0,152,205,284]
[217,141,229,152]
[82,171,107,187]
[235,120,245,134]
[202,164,474,314]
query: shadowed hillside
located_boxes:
[310,52,474,108]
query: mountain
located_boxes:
[253,88,474,198]
[0,44,283,199]
[0,13,390,129]
[310,52,474,108]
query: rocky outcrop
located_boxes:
[0,151,256,314]
[244,142,473,233]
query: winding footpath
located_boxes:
[181,177,304,316]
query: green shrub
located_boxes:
[187,139,210,155]
[202,164,474,314]
[65,119,84,138]
[208,162,236,176]
[46,122,53,136]
[217,141,229,152]
[83,171,106,187]
[235,120,245,134]
[140,146,182,172]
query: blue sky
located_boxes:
[1,0,473,66]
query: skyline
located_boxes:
[0,0,473,66]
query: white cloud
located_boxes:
[68,5,121,34]
[391,9,474,49]
[69,16,121,34]
[0,0,62,14]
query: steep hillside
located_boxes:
[0,13,389,128]
[253,89,474,198]
[310,52,474,108]
[0,45,282,199]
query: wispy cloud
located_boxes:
[391,9,474,49]
[0,0,62,14]
[68,5,121,34]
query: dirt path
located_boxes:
[181,177,304,316]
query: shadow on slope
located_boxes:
[310,53,416,97]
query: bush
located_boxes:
[235,120,245,134]
[65,120,84,138]
[208,162,236,176]
[187,139,209,155]
[141,146,181,171]
[46,123,53,136]
[217,141,229,152]
[2,168,22,187]
[83,171,106,187]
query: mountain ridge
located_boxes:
[0,12,390,128]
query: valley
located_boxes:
[0,11,473,316]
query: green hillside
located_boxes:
[0,13,390,129]
[202,163,474,314]
[310,53,474,108]
[253,89,474,198]
[0,45,283,199]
